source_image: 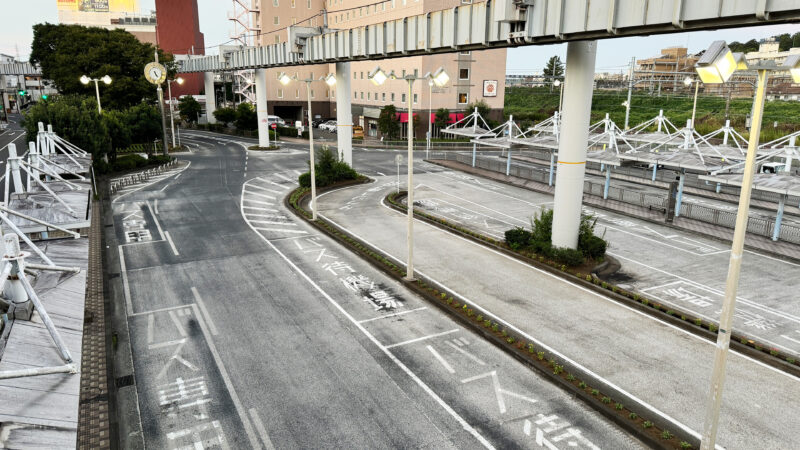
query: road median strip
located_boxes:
[286,181,700,450]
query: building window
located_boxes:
[381,92,386,101]
[274,16,279,25]
[413,69,418,77]
[458,92,468,104]
[278,89,283,98]
[360,71,364,79]
[354,91,358,99]
[413,93,418,103]
[459,68,469,80]
[291,0,295,6]
[391,93,395,101]
[308,0,311,7]
[296,89,300,98]
[401,93,406,103]
[292,17,297,25]
[274,35,280,44]
[368,92,371,100]
[273,0,278,6]
[353,72,357,79]
[460,51,471,55]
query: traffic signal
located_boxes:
[41,95,48,100]
[17,90,26,96]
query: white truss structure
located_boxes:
[229,0,261,104]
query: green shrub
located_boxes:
[660,429,672,439]
[504,227,531,250]
[629,412,638,420]
[578,381,587,388]
[552,246,584,267]
[615,402,623,410]
[591,389,599,396]
[642,421,653,429]
[298,146,358,188]
[680,442,692,449]
[112,153,147,171]
[601,396,611,404]
[566,374,575,381]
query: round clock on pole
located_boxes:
[144,62,167,85]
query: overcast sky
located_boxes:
[1,0,796,74]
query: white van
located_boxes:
[267,115,286,127]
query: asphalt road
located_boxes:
[110,130,643,449]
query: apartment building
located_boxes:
[258,0,506,138]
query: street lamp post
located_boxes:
[697,42,800,450]
[553,79,564,113]
[80,74,112,114]
[427,79,433,159]
[279,72,337,221]
[166,77,185,148]
[370,66,449,281]
[684,76,700,129]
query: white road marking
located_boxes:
[165,231,180,256]
[254,227,307,234]
[159,182,172,192]
[384,329,460,349]
[191,287,219,336]
[168,310,187,337]
[146,200,165,240]
[244,191,276,200]
[154,199,159,215]
[243,206,280,212]
[523,419,532,436]
[274,173,294,182]
[427,345,455,374]
[147,313,155,343]
[244,199,274,206]
[248,408,276,450]
[190,303,262,450]
[358,306,428,323]
[112,161,191,203]
[249,220,296,226]
[245,213,287,219]
[245,184,282,195]
[130,304,193,317]
[461,371,537,414]
[445,340,486,366]
[781,334,800,346]
[239,188,495,449]
[119,245,133,316]
[148,338,187,350]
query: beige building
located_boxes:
[258,0,506,138]
[57,0,157,44]
[745,37,800,66]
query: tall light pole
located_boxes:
[370,66,449,281]
[553,78,564,113]
[624,56,635,130]
[167,77,185,148]
[684,76,700,129]
[80,74,112,114]
[697,42,800,450]
[279,71,337,221]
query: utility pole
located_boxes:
[724,85,731,120]
[154,51,169,156]
[624,56,635,130]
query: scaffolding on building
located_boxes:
[229,0,261,104]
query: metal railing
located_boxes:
[434,152,800,244]
[109,159,179,194]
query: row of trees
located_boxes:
[728,32,800,54]
[212,104,258,130]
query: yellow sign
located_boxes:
[57,0,138,12]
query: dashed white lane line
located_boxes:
[119,245,133,316]
[191,287,218,336]
[427,345,455,374]
[358,306,429,324]
[146,200,166,240]
[384,329,460,349]
[445,340,487,366]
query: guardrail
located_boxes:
[109,159,178,194]
[435,152,800,244]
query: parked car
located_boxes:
[312,119,326,128]
[319,120,337,132]
[267,115,286,127]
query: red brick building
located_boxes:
[155,0,205,97]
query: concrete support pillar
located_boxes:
[551,40,597,249]
[335,62,353,166]
[506,148,511,176]
[723,120,730,145]
[773,194,786,241]
[675,170,686,217]
[603,167,611,199]
[204,72,217,125]
[255,68,270,148]
[652,164,658,181]
[548,152,555,186]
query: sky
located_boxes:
[1,0,797,74]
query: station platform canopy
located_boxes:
[441,107,493,138]
[699,173,800,197]
[470,116,525,149]
[622,110,682,145]
[619,149,725,172]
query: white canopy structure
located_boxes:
[35,123,91,175]
[470,116,525,176]
[440,107,494,166]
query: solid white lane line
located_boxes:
[243,206,280,212]
[384,329,460,349]
[190,303,261,450]
[427,345,455,374]
[244,191,277,200]
[248,408,276,450]
[780,335,800,346]
[244,199,274,206]
[147,313,155,343]
[245,184,283,195]
[254,227,307,234]
[249,220,296,226]
[147,338,186,350]
[191,287,218,336]
[119,245,133,316]
[146,200,165,240]
[154,199,159,215]
[239,189,495,449]
[358,306,428,323]
[164,231,180,256]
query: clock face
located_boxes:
[144,62,166,85]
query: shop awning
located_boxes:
[395,112,418,123]
[428,112,466,124]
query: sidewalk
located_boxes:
[432,158,800,263]
[316,178,800,450]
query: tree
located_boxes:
[178,96,202,123]
[728,39,759,53]
[124,102,162,145]
[21,94,110,160]
[235,103,257,130]
[378,104,400,139]
[434,108,450,132]
[213,107,237,126]
[466,100,491,121]
[543,55,564,91]
[29,23,175,109]
[778,33,793,51]
[793,32,800,49]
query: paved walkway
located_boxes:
[317,175,800,450]
[432,158,800,262]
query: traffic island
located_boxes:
[247,144,281,151]
[384,191,800,379]
[286,184,699,450]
